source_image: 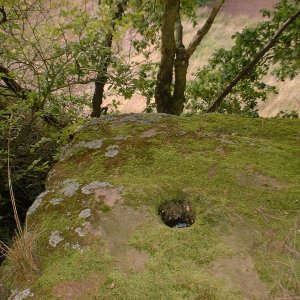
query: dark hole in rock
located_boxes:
[159,199,195,228]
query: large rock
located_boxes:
[2,114,300,299]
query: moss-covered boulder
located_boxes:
[2,114,300,299]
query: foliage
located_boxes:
[0,101,57,243]
[187,0,300,116]
[0,0,299,251]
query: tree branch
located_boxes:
[0,65,27,99]
[207,8,300,113]
[175,7,184,49]
[0,65,65,128]
[187,0,224,57]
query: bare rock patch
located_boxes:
[52,273,106,300]
[96,205,150,272]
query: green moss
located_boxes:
[4,114,299,299]
[98,266,242,299]
[33,246,112,297]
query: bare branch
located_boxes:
[207,8,300,113]
[187,0,224,57]
[0,65,27,99]
[175,7,184,49]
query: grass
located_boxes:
[0,119,41,285]
[2,114,299,299]
[0,221,41,284]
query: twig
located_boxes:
[7,114,23,235]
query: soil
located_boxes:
[52,273,106,300]
[238,171,282,190]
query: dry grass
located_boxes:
[103,9,300,117]
[0,115,41,283]
[0,221,40,283]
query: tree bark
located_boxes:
[155,0,224,115]
[171,0,224,115]
[206,8,300,113]
[91,0,128,118]
[173,8,188,115]
[154,0,179,114]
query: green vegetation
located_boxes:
[0,0,299,298]
[1,114,297,299]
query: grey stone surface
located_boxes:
[60,139,103,160]
[105,145,119,158]
[84,139,103,149]
[75,227,85,237]
[49,198,63,205]
[27,191,49,216]
[81,181,113,194]
[72,242,84,253]
[60,179,80,197]
[49,230,64,247]
[47,168,56,182]
[114,135,130,141]
[10,288,33,300]
[79,208,91,219]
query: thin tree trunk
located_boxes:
[186,0,224,58]
[157,0,224,115]
[207,8,300,113]
[91,34,113,118]
[91,0,128,118]
[173,7,189,115]
[154,0,179,114]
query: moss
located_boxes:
[98,266,242,299]
[4,114,300,299]
[32,246,112,298]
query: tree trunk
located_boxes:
[173,10,188,115]
[207,8,300,113]
[91,0,128,118]
[155,0,224,115]
[91,35,113,118]
[154,0,179,114]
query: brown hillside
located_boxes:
[221,0,278,18]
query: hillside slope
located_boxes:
[1,114,300,299]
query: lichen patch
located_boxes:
[60,179,80,197]
[49,231,64,247]
[81,181,113,194]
